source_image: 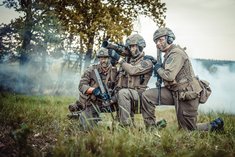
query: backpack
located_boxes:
[198,79,212,104]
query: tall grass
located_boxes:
[0,92,234,157]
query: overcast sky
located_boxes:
[1,0,235,60]
[140,0,235,60]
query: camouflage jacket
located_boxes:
[117,52,153,93]
[78,64,117,106]
[157,44,202,93]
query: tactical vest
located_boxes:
[78,64,117,106]
[117,52,152,93]
[163,45,201,93]
[93,65,116,89]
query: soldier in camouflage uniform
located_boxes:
[109,34,153,127]
[141,27,224,131]
[68,47,118,130]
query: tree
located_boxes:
[54,0,166,66]
[1,0,64,65]
[0,23,19,62]
[1,0,166,66]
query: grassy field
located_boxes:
[0,92,234,157]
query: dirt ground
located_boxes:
[0,125,56,157]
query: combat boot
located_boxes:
[156,119,167,128]
[210,117,224,132]
[146,119,167,131]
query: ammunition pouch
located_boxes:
[171,78,202,101]
[178,90,199,101]
[177,82,199,101]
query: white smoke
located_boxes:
[0,56,81,96]
[192,60,235,114]
[1,56,234,114]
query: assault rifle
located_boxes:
[156,48,162,105]
[143,53,162,105]
[94,69,115,120]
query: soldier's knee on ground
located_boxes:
[68,101,84,112]
[68,103,77,112]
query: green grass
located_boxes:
[0,92,234,157]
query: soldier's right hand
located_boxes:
[144,55,157,64]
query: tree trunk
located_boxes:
[19,0,33,65]
[18,0,33,94]
[84,36,94,69]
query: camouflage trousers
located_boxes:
[141,87,210,131]
[117,88,141,126]
[78,103,117,131]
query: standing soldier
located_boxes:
[109,34,155,127]
[141,27,224,131]
[68,47,118,130]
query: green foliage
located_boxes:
[52,0,167,54]
[0,92,234,157]
[1,0,166,61]
[1,0,66,63]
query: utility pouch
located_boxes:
[178,90,199,101]
[198,79,212,104]
[178,85,199,101]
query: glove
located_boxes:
[100,93,110,101]
[92,87,110,100]
[153,63,162,79]
[92,87,101,97]
[110,58,118,66]
[143,55,157,64]
[154,63,162,73]
[108,49,120,61]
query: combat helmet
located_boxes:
[97,47,109,58]
[125,34,146,52]
[153,27,175,44]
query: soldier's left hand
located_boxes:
[101,93,110,101]
[108,49,120,61]
[110,58,118,66]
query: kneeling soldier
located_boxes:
[68,47,118,131]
